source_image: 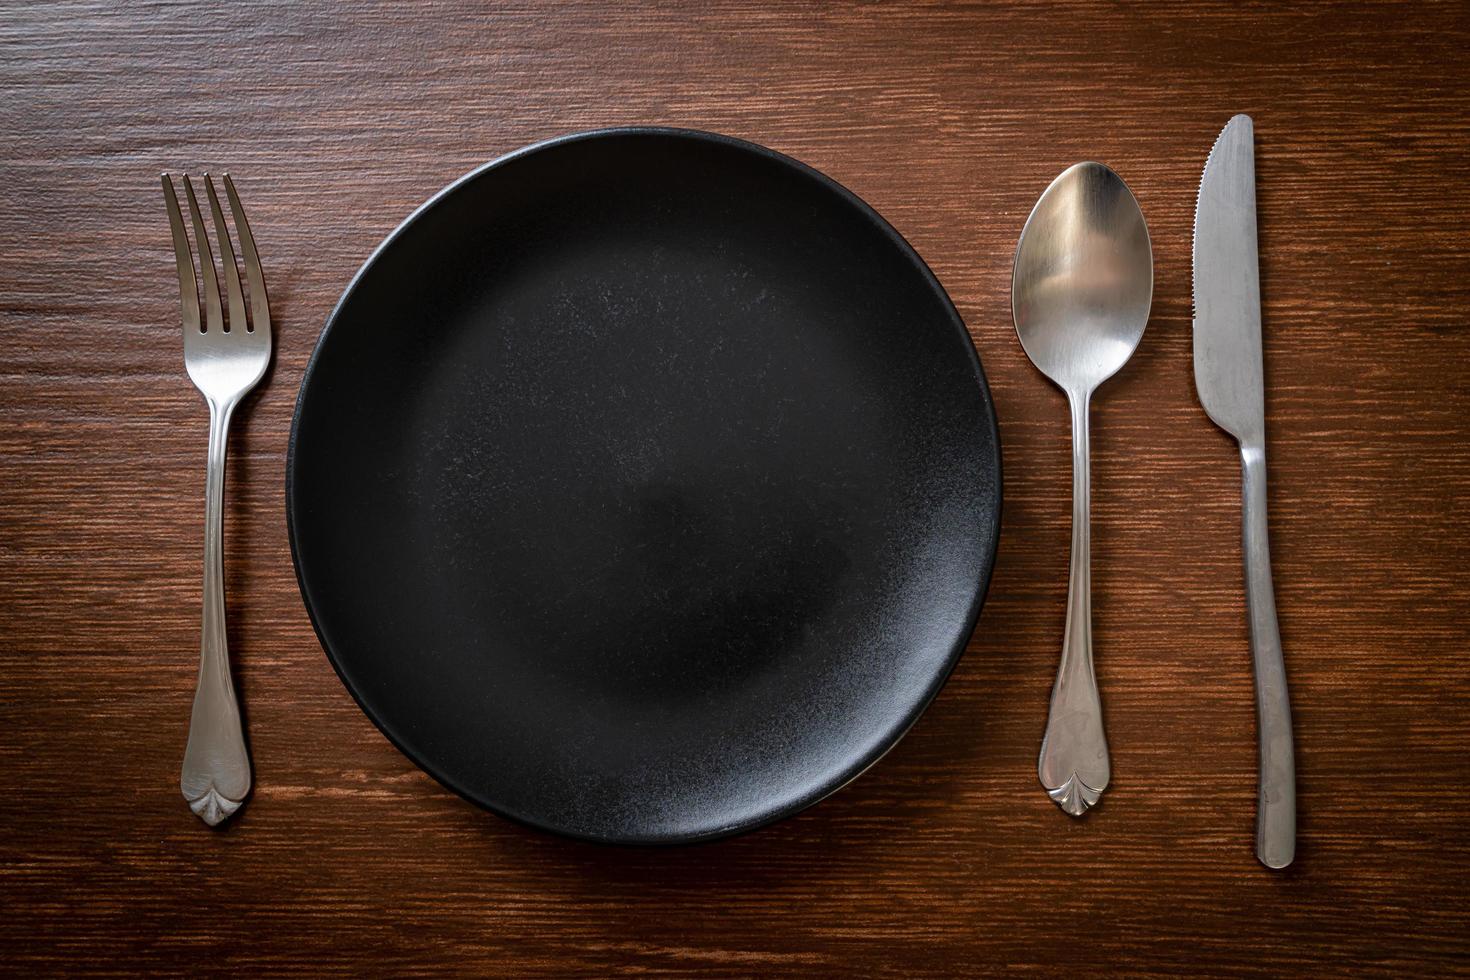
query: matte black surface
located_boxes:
[287,129,1001,844]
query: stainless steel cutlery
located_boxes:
[1012,163,1154,816]
[156,133,1293,864]
[163,173,271,827]
[1192,115,1296,868]
[1012,134,1293,867]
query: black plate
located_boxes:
[287,129,1001,844]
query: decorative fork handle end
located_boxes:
[186,786,245,827]
[180,665,251,827]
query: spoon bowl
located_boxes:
[1012,162,1152,394]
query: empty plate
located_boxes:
[287,129,1001,843]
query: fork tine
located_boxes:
[182,175,223,333]
[223,174,270,336]
[204,174,248,333]
[162,174,201,334]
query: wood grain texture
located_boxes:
[2,0,1468,974]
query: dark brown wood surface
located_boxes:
[3,1,1468,975]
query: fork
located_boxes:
[163,173,271,826]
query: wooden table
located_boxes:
[4,2,1468,974]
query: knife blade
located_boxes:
[1192,114,1297,869]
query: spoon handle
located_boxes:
[1038,392,1110,816]
[1240,442,1295,868]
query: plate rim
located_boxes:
[285,126,1003,845]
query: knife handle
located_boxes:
[1038,392,1110,816]
[1241,443,1295,868]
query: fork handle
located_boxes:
[181,396,251,826]
[1241,443,1295,868]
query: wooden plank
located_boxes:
[1,1,1467,973]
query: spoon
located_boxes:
[1011,162,1152,816]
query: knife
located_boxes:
[1192,114,1296,869]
